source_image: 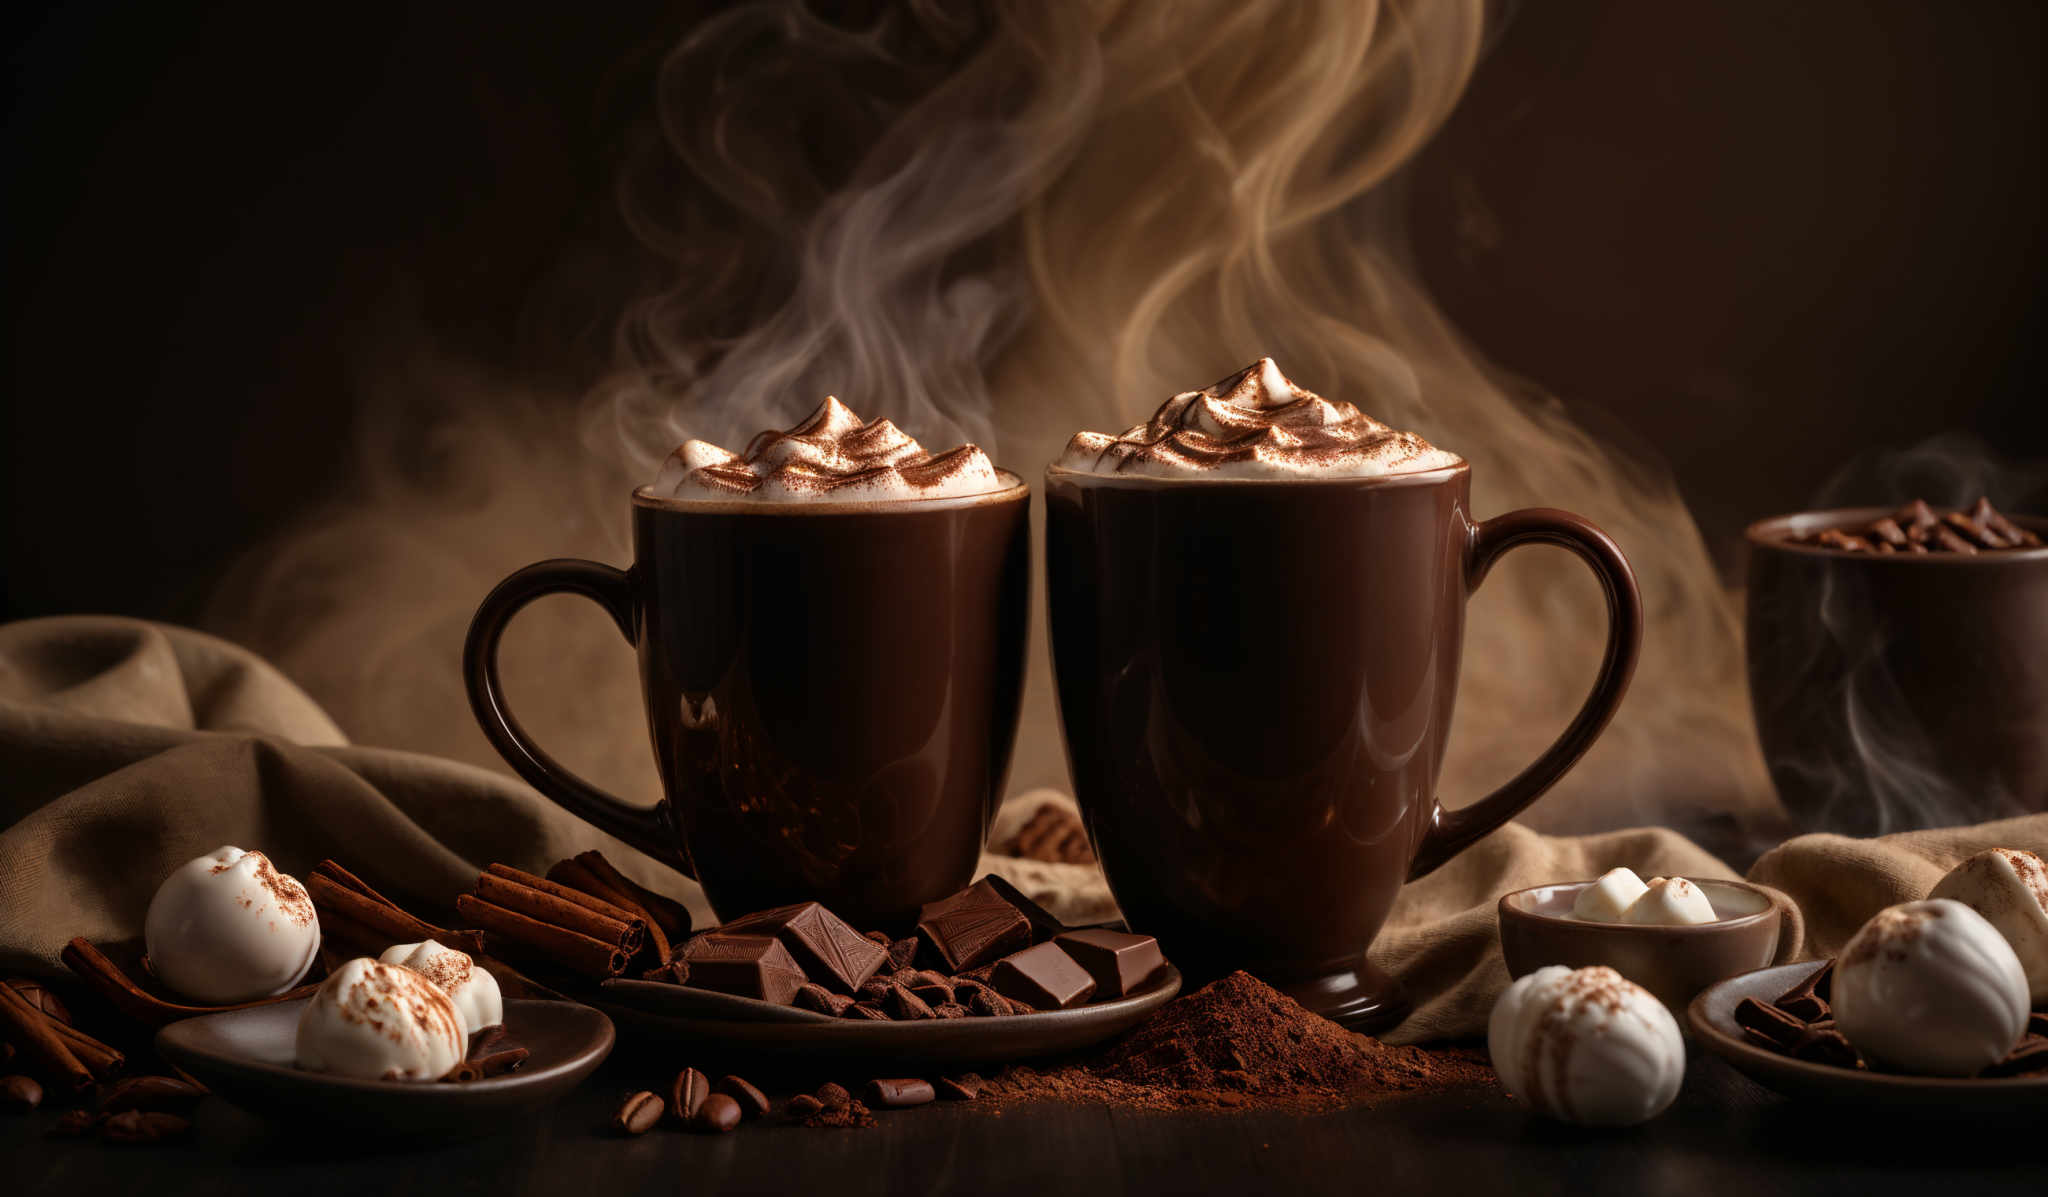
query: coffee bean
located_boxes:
[668,1067,710,1124]
[690,1093,742,1134]
[714,1075,769,1119]
[935,1076,980,1101]
[99,1075,206,1114]
[2,1074,44,1113]
[933,1002,969,1019]
[99,1110,190,1144]
[863,1078,935,1108]
[786,1094,823,1119]
[610,1091,664,1135]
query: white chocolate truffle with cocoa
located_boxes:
[1487,965,1685,1127]
[296,958,468,1081]
[380,940,503,1032]
[1571,868,1650,922]
[1929,848,2048,1003]
[1832,899,2028,1077]
[143,847,321,1004]
[1620,877,1718,926]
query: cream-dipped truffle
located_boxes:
[143,847,321,1004]
[295,958,468,1082]
[1620,877,1718,926]
[1571,868,1649,923]
[1832,899,2028,1077]
[1928,848,2048,1003]
[1488,965,1685,1126]
[380,940,503,1033]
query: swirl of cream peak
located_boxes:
[652,395,1007,501]
[1056,358,1461,479]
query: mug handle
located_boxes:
[1408,508,1644,880]
[462,559,690,875]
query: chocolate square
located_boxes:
[678,933,808,1005]
[1053,929,1165,998]
[990,941,1097,1010]
[718,901,888,994]
[979,874,1067,943]
[916,881,1032,972]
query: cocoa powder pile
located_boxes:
[984,971,1493,1113]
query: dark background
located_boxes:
[4,0,2042,622]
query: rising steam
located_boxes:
[210,0,1776,841]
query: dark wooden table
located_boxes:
[5,1049,2042,1196]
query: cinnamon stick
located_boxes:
[547,858,671,964]
[307,862,486,956]
[573,851,692,943]
[454,894,631,979]
[476,868,644,953]
[0,981,93,1094]
[62,938,314,1029]
[443,1047,529,1082]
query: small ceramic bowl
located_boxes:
[1498,877,1795,1018]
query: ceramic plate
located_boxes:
[593,965,1182,1066]
[157,998,614,1137]
[1688,962,2048,1113]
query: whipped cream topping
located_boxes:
[296,957,468,1082]
[1055,358,1461,480]
[652,396,1006,502]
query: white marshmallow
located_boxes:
[1832,899,2028,1077]
[1488,965,1685,1127]
[1570,868,1649,923]
[143,847,321,1004]
[1929,848,2048,1004]
[1619,877,1718,926]
[380,940,503,1033]
[296,958,468,1082]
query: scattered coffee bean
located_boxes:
[48,1108,97,1138]
[815,1082,851,1109]
[99,1110,190,1144]
[2,1073,45,1113]
[99,1075,206,1114]
[690,1093,742,1134]
[715,1075,769,1119]
[786,1093,823,1119]
[610,1091,664,1135]
[935,1076,980,1101]
[669,1067,710,1124]
[864,1078,935,1108]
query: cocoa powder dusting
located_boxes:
[984,972,1493,1114]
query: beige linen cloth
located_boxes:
[4,616,2041,1044]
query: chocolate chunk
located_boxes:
[786,1093,824,1119]
[678,933,808,1005]
[99,1075,206,1114]
[857,977,893,1004]
[909,970,955,1006]
[935,1075,980,1101]
[1734,997,1810,1049]
[99,1110,190,1144]
[1982,1035,2048,1078]
[1773,960,1833,1023]
[885,937,921,971]
[1,1074,43,1113]
[794,983,855,1017]
[967,988,1016,1017]
[669,1067,710,1123]
[933,1002,969,1019]
[690,1093,742,1134]
[887,983,936,1021]
[1054,929,1167,998]
[715,1075,769,1119]
[611,1090,664,1135]
[917,881,1033,972]
[979,874,1068,943]
[844,1002,892,1021]
[718,902,889,994]
[992,941,1097,1010]
[1789,1028,1861,1070]
[864,1078,935,1108]
[815,1082,851,1109]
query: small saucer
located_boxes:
[591,965,1182,1066]
[157,998,614,1138]
[1689,963,2048,1113]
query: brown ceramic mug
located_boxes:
[1045,462,1642,1029]
[464,478,1032,929]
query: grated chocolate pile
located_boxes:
[984,971,1493,1113]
